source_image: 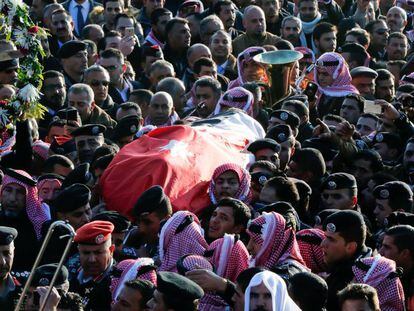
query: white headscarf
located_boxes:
[244,271,301,311]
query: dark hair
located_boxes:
[274,39,294,50]
[345,28,370,47]
[313,22,337,41]
[249,160,279,175]
[242,82,261,100]
[338,284,380,311]
[216,197,251,228]
[323,114,346,123]
[289,272,328,311]
[388,32,408,44]
[151,8,172,25]
[365,19,385,34]
[282,100,309,119]
[194,77,222,98]
[103,0,124,9]
[376,69,394,82]
[345,93,365,113]
[98,30,122,52]
[340,43,369,67]
[214,0,233,15]
[57,292,84,311]
[91,144,119,165]
[397,83,414,93]
[291,148,326,180]
[163,294,199,311]
[124,279,155,308]
[354,149,383,172]
[93,154,115,172]
[369,172,397,187]
[81,24,103,40]
[264,176,300,207]
[193,57,215,75]
[43,70,64,80]
[118,102,141,116]
[129,90,153,105]
[385,225,414,258]
[114,13,135,28]
[47,119,66,134]
[43,155,74,173]
[100,47,124,63]
[359,112,379,122]
[236,267,265,292]
[83,39,97,54]
[165,17,188,38]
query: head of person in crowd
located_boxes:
[37,173,63,205]
[386,6,407,33]
[214,0,236,31]
[348,149,383,188]
[150,8,172,43]
[145,91,176,126]
[82,24,105,46]
[269,110,300,137]
[281,16,302,46]
[209,30,232,66]
[350,66,377,99]
[41,70,67,111]
[98,48,127,89]
[297,0,318,22]
[313,22,337,56]
[111,114,141,147]
[282,99,310,127]
[386,60,405,84]
[83,65,111,108]
[194,76,222,118]
[380,225,414,274]
[29,0,56,22]
[115,13,139,38]
[233,46,268,88]
[148,60,175,90]
[141,45,164,78]
[287,148,325,186]
[375,69,395,102]
[165,17,191,52]
[0,41,22,86]
[366,19,389,53]
[83,40,98,67]
[265,124,295,170]
[259,176,299,208]
[345,28,370,49]
[147,272,204,311]
[133,185,173,244]
[321,210,367,269]
[50,9,74,42]
[386,32,408,61]
[103,0,124,30]
[74,220,115,278]
[339,43,370,70]
[58,41,88,84]
[199,15,224,46]
[67,83,97,124]
[71,124,106,163]
[315,52,358,97]
[296,228,327,273]
[230,267,264,311]
[214,87,255,117]
[337,283,380,311]
[403,137,414,179]
[43,155,74,177]
[242,5,266,39]
[126,91,149,119]
[373,181,413,227]
[187,43,212,72]
[207,197,251,241]
[247,138,280,166]
[99,30,122,51]
[288,272,328,311]
[156,77,186,116]
[209,163,251,206]
[340,93,365,125]
[0,227,17,283]
[112,279,155,311]
[372,132,403,163]
[356,113,379,137]
[320,173,358,211]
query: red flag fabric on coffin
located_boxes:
[100,110,265,218]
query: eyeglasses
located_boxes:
[90,80,110,87]
[102,65,119,71]
[375,29,389,35]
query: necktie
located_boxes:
[76,5,85,34]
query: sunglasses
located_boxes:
[90,80,110,87]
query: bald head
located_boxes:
[243,5,266,36]
[148,92,174,126]
[387,6,407,32]
[187,43,212,69]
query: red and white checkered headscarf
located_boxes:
[314,52,359,97]
[213,87,254,117]
[206,234,249,282]
[246,212,306,269]
[159,211,208,272]
[180,254,213,271]
[33,140,50,160]
[110,257,157,301]
[229,46,269,89]
[208,163,251,205]
[2,170,50,239]
[296,228,327,273]
[352,255,405,311]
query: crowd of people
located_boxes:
[0,0,414,309]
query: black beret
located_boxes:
[321,173,357,191]
[265,124,293,144]
[3,168,37,187]
[31,264,69,287]
[0,226,17,245]
[71,124,106,137]
[373,181,413,201]
[57,40,87,59]
[372,132,402,150]
[250,171,273,187]
[111,116,140,142]
[157,272,204,301]
[142,45,163,58]
[50,183,91,213]
[37,173,65,183]
[350,66,378,79]
[133,185,170,217]
[302,138,339,161]
[385,211,414,228]
[61,163,93,189]
[270,109,300,128]
[247,138,280,154]
[92,211,131,233]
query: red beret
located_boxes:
[74,221,114,245]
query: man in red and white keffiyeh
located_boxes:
[110,257,157,302]
[213,87,255,117]
[352,255,405,311]
[228,47,269,89]
[296,228,328,274]
[209,163,251,205]
[246,212,307,272]
[158,211,208,272]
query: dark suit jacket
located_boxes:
[108,80,141,105]
[61,0,102,37]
